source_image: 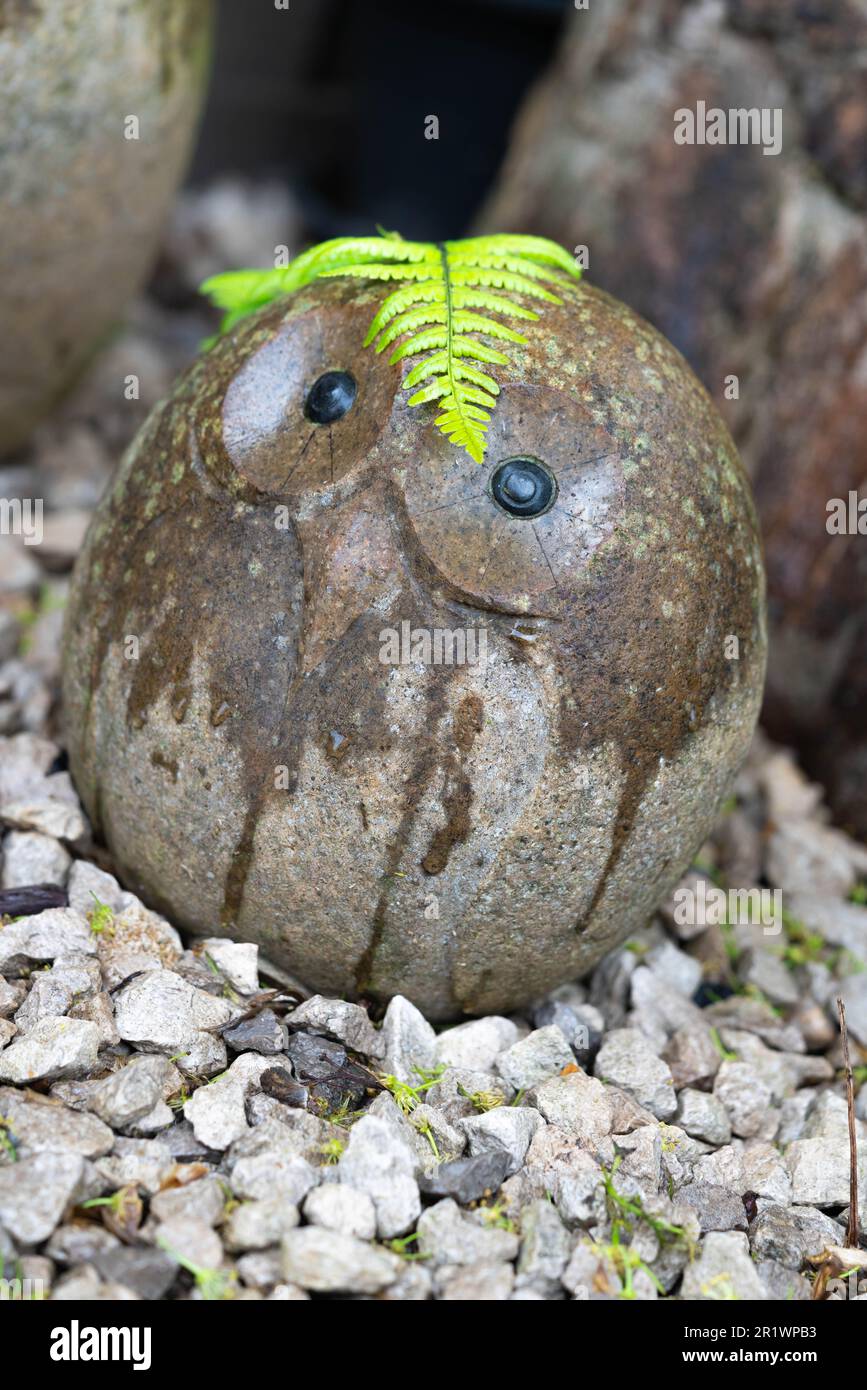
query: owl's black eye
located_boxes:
[490,457,557,518]
[304,370,357,424]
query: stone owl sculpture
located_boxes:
[62,234,766,1018]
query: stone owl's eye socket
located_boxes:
[490,456,557,518]
[304,370,358,424]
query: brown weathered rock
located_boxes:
[0,0,212,454]
[62,274,765,1018]
[476,0,867,837]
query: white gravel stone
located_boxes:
[196,938,259,995]
[14,953,97,1032]
[96,901,183,990]
[594,1028,677,1119]
[739,947,800,1007]
[303,1183,377,1241]
[680,1231,768,1301]
[287,994,383,1057]
[645,940,703,998]
[150,1176,226,1227]
[334,1113,421,1238]
[236,1248,283,1291]
[437,1260,515,1300]
[113,967,233,1075]
[416,1197,519,1266]
[629,967,704,1043]
[678,1181,748,1235]
[750,1204,846,1269]
[613,1123,664,1192]
[757,749,824,823]
[529,1070,613,1144]
[459,1105,544,1176]
[662,1024,721,1090]
[423,1066,513,1126]
[0,733,59,797]
[1,796,88,844]
[14,971,74,1032]
[228,1110,327,1165]
[0,540,40,594]
[46,1222,121,1265]
[676,1088,732,1145]
[435,1016,519,1072]
[522,1125,606,1226]
[766,818,859,899]
[720,1027,832,1097]
[0,907,93,975]
[66,859,127,915]
[0,1151,94,1244]
[0,975,26,1017]
[712,1060,773,1138]
[786,893,867,966]
[741,1141,792,1204]
[226,1121,320,1205]
[281,1227,398,1294]
[691,1143,746,1192]
[408,1101,466,1170]
[0,1014,99,1082]
[515,1196,573,1295]
[562,1238,622,1298]
[379,994,436,1081]
[88,1055,179,1131]
[223,1197,300,1252]
[183,1053,271,1149]
[0,1084,113,1158]
[95,1138,175,1195]
[156,1215,223,1272]
[658,1125,708,1205]
[786,1134,867,1219]
[660,872,714,940]
[377,1261,433,1301]
[1,829,71,888]
[495,1025,574,1091]
[69,991,120,1048]
[45,949,100,997]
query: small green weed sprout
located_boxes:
[87,892,115,937]
[379,1064,445,1114]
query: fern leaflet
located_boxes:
[201,231,582,463]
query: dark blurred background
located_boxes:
[188,0,570,239]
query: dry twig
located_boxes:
[837,996,859,1251]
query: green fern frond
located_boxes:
[201,231,581,463]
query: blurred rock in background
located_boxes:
[0,0,213,455]
[475,0,867,840]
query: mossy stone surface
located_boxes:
[0,0,212,454]
[63,277,766,1018]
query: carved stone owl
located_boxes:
[62,276,766,1018]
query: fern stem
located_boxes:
[439,242,457,432]
[440,241,482,462]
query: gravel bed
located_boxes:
[0,185,865,1302]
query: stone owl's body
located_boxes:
[62,278,766,1018]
